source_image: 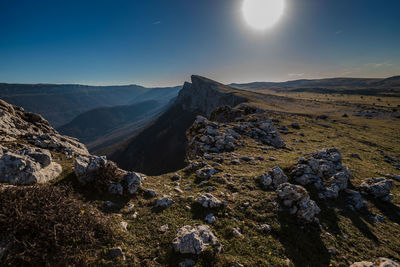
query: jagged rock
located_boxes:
[74,156,107,184]
[210,104,260,123]
[0,99,89,157]
[277,183,320,223]
[108,247,126,260]
[291,148,353,199]
[196,193,225,208]
[360,177,394,202]
[205,213,216,224]
[155,196,175,208]
[109,183,123,195]
[172,224,221,254]
[350,258,400,267]
[0,145,62,185]
[344,189,366,210]
[260,166,288,189]
[124,172,146,194]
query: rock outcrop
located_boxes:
[196,193,226,209]
[260,166,288,189]
[0,145,62,185]
[291,148,353,199]
[172,224,222,254]
[0,99,89,156]
[276,183,320,223]
[187,114,285,157]
[360,177,394,202]
[74,155,146,194]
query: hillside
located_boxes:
[0,75,399,266]
[0,83,180,127]
[58,100,162,145]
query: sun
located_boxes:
[242,0,285,30]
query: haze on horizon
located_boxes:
[0,0,399,87]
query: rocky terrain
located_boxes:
[0,75,399,266]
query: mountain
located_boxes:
[107,75,248,175]
[57,100,162,145]
[0,83,180,127]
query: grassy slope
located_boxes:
[43,88,399,266]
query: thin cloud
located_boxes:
[152,20,161,25]
[335,30,342,35]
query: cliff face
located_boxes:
[109,75,249,175]
[175,75,247,116]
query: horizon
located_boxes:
[1,0,400,87]
[0,74,399,88]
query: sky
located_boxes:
[0,0,400,87]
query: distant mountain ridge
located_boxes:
[0,83,181,127]
[231,75,400,96]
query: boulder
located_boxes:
[205,213,216,224]
[260,166,288,189]
[344,189,366,210]
[155,196,175,208]
[276,183,320,223]
[291,148,353,199]
[360,177,394,202]
[196,193,225,209]
[172,224,221,254]
[74,156,107,184]
[124,172,146,194]
[0,145,62,185]
[108,183,123,195]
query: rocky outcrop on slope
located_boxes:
[187,114,285,158]
[260,166,288,189]
[276,183,321,223]
[74,155,146,195]
[0,99,89,185]
[291,148,353,199]
[0,99,88,157]
[172,224,222,254]
[0,145,62,185]
[360,177,394,202]
[175,75,247,117]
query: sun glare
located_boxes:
[242,0,285,30]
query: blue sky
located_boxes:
[0,0,399,86]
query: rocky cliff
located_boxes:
[108,75,250,175]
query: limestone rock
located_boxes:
[109,183,123,195]
[74,156,107,184]
[277,183,320,223]
[0,145,62,185]
[196,193,225,208]
[172,224,221,254]
[124,172,146,194]
[205,213,216,224]
[360,177,394,202]
[155,196,175,208]
[260,166,288,189]
[291,148,353,199]
[344,189,366,210]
